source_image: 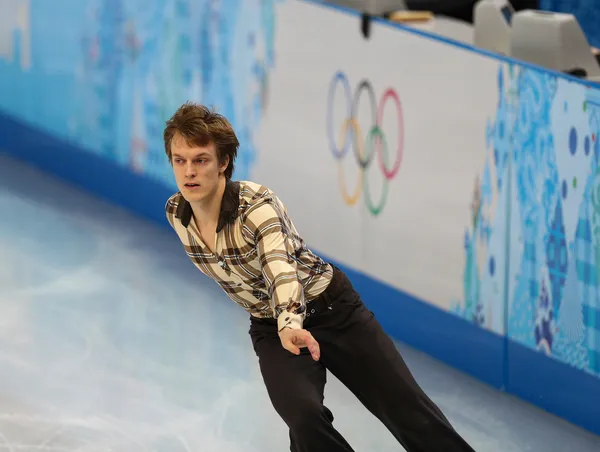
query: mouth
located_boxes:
[184,183,200,190]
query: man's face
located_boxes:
[170,133,229,204]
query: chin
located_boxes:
[183,192,206,203]
[179,187,204,202]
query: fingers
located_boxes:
[279,330,300,355]
[301,330,320,361]
[284,329,320,361]
[308,339,320,361]
[285,340,301,355]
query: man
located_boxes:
[163,102,475,452]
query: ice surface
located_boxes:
[1,154,599,451]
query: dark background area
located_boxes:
[405,0,539,22]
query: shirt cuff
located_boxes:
[277,310,304,332]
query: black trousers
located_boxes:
[249,266,476,452]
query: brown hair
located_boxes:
[163,102,239,179]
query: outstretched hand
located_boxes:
[279,328,320,361]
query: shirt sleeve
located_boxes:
[243,199,306,332]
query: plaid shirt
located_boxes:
[165,179,333,332]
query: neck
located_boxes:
[190,176,227,227]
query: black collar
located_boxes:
[175,179,240,232]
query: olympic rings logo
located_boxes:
[326,71,404,216]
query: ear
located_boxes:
[220,155,230,174]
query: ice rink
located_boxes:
[1,153,600,451]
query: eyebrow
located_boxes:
[172,152,211,159]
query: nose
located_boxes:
[184,161,196,178]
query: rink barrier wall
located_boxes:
[1,0,600,439]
